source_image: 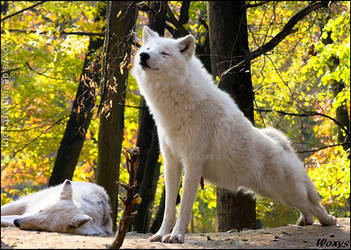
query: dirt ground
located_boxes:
[1,218,349,249]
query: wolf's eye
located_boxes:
[161,52,170,56]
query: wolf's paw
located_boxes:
[297,215,314,226]
[161,233,184,244]
[320,215,337,226]
[148,233,163,242]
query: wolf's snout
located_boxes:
[140,52,150,62]
[14,219,20,227]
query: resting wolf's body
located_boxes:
[132,26,336,244]
[1,180,112,236]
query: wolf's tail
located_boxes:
[261,127,293,152]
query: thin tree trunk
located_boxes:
[332,79,350,154]
[48,5,105,186]
[149,186,166,233]
[132,1,167,233]
[97,1,136,232]
[208,0,256,231]
[322,32,350,154]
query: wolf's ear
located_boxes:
[142,26,158,44]
[71,214,92,228]
[177,35,195,58]
[60,179,73,200]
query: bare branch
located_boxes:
[178,1,190,26]
[246,1,271,8]
[249,1,328,59]
[1,67,22,76]
[298,143,348,154]
[265,55,301,109]
[2,115,70,171]
[255,108,350,137]
[3,29,104,37]
[221,1,329,78]
[165,3,188,37]
[1,1,45,22]
[25,62,68,81]
[135,1,152,12]
[124,104,146,109]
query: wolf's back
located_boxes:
[261,127,293,152]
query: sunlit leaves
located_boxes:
[1,1,102,195]
[250,1,350,225]
[306,146,350,216]
[1,1,349,231]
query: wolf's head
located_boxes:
[13,180,108,236]
[133,26,196,79]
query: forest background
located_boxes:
[1,1,350,233]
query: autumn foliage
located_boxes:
[1,1,349,232]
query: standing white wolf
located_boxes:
[132,26,336,244]
[1,180,113,236]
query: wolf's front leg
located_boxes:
[162,163,202,244]
[148,155,182,242]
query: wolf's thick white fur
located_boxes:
[132,26,336,244]
[1,180,112,236]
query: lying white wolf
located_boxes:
[132,26,337,244]
[1,179,113,236]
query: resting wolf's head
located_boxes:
[133,26,196,79]
[13,180,108,236]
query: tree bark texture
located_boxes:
[208,0,256,231]
[97,1,136,232]
[48,5,105,186]
[322,32,351,154]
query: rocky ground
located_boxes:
[1,218,349,249]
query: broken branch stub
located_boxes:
[110,147,141,249]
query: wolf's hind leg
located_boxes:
[297,211,314,226]
[280,177,336,227]
[296,203,336,226]
[310,203,337,226]
[302,181,337,226]
[290,185,336,226]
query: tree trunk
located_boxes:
[48,5,105,186]
[97,1,136,232]
[333,80,350,154]
[322,32,350,154]
[132,1,167,233]
[208,1,256,231]
[149,186,166,233]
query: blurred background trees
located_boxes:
[1,1,349,233]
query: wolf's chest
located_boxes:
[158,123,197,156]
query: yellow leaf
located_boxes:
[132,194,142,204]
[116,10,122,18]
